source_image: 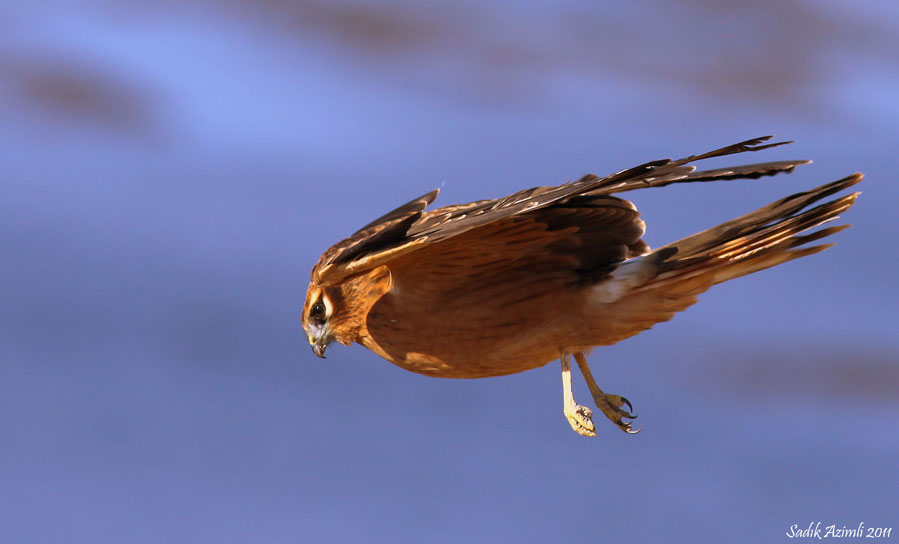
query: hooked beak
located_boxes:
[308,332,329,359]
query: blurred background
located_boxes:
[1,1,897,542]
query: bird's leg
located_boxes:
[573,352,639,434]
[560,352,596,437]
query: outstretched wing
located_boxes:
[385,195,650,308]
[311,136,808,286]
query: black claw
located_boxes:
[620,396,634,411]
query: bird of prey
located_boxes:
[302,136,861,437]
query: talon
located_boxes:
[571,352,642,434]
[614,416,641,434]
[597,394,638,433]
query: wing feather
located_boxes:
[311,136,808,285]
[388,196,648,305]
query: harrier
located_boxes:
[302,136,860,436]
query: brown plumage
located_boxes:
[301,136,861,436]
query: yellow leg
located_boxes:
[560,352,596,437]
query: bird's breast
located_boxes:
[357,289,584,378]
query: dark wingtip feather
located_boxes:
[671,135,794,166]
[354,188,440,234]
[423,188,440,204]
[671,159,812,185]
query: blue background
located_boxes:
[2,1,896,542]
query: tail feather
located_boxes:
[583,169,861,348]
[706,193,857,262]
[654,173,861,269]
[644,207,858,292]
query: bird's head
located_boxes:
[301,266,392,358]
[302,284,337,358]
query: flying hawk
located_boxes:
[301,136,861,436]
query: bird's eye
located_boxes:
[311,302,326,319]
